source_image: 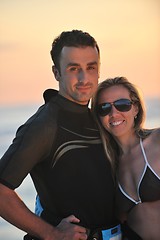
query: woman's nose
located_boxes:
[109,104,118,116]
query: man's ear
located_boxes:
[52,66,60,81]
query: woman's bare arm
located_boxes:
[127,200,160,239]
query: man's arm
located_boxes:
[0,183,87,240]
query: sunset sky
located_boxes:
[0,0,160,105]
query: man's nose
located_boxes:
[78,70,88,83]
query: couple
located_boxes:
[0,30,159,240]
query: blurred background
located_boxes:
[0,0,160,239]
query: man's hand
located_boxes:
[54,215,88,240]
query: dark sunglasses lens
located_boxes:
[98,103,111,116]
[115,99,132,112]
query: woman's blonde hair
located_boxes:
[92,76,150,174]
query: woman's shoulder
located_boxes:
[152,127,160,138]
[146,128,160,144]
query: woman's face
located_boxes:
[97,85,139,140]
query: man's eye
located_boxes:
[87,66,96,70]
[69,67,79,72]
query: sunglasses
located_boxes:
[97,98,133,117]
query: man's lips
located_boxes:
[76,85,92,91]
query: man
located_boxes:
[0,30,121,240]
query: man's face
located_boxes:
[53,46,100,105]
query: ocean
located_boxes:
[0,98,160,240]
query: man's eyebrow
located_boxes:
[67,63,80,67]
[87,61,98,66]
[67,61,98,67]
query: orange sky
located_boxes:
[0,0,160,106]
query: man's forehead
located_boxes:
[60,46,99,64]
[62,45,98,54]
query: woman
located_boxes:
[92,77,160,240]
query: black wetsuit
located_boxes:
[0,90,118,237]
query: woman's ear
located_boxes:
[52,66,60,81]
[133,104,139,118]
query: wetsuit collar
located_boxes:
[56,93,89,113]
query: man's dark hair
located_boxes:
[50,30,100,71]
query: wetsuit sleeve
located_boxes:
[0,105,56,190]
